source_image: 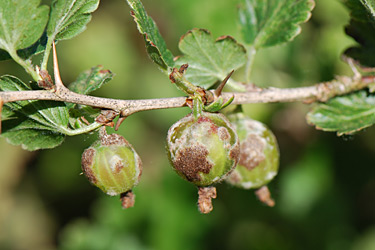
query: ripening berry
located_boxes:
[226,113,279,190]
[81,128,142,201]
[166,112,240,187]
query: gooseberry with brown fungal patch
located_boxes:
[226,113,279,206]
[81,127,142,209]
[166,111,240,213]
[167,112,240,187]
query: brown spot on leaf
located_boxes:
[239,134,265,171]
[173,145,213,182]
[81,148,97,184]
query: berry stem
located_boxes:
[198,186,217,214]
[255,186,275,207]
[120,191,135,209]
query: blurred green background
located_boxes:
[1,0,375,249]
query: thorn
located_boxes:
[215,70,234,97]
[115,116,127,131]
[52,41,65,91]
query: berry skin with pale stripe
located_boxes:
[226,113,279,190]
[81,128,142,197]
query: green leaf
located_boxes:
[69,65,113,95]
[344,0,375,67]
[1,75,69,150]
[47,0,99,41]
[126,0,174,71]
[306,91,375,135]
[67,65,113,112]
[0,0,49,52]
[2,128,65,151]
[238,0,315,48]
[360,0,375,17]
[175,29,247,89]
[0,32,48,61]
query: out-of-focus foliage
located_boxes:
[0,0,374,250]
[237,0,315,48]
[344,0,375,67]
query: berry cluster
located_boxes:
[81,67,279,213]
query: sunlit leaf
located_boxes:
[360,0,375,17]
[126,0,174,71]
[306,91,375,135]
[238,0,314,48]
[175,29,246,89]
[47,0,99,41]
[0,0,49,53]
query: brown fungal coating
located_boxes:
[81,148,97,184]
[173,144,213,182]
[81,128,142,200]
[226,113,279,190]
[239,134,266,171]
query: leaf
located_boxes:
[69,65,113,95]
[238,0,315,48]
[306,91,375,135]
[344,0,375,67]
[360,0,375,17]
[126,0,174,71]
[175,29,247,89]
[0,75,69,150]
[0,0,49,52]
[2,128,65,151]
[67,65,113,112]
[0,32,48,61]
[47,0,99,41]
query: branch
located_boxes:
[0,75,373,117]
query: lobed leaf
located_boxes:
[0,75,69,150]
[67,65,113,113]
[47,0,100,41]
[306,91,375,135]
[344,0,375,67]
[175,29,247,89]
[126,0,174,71]
[238,0,315,48]
[0,0,49,53]
[69,65,113,95]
